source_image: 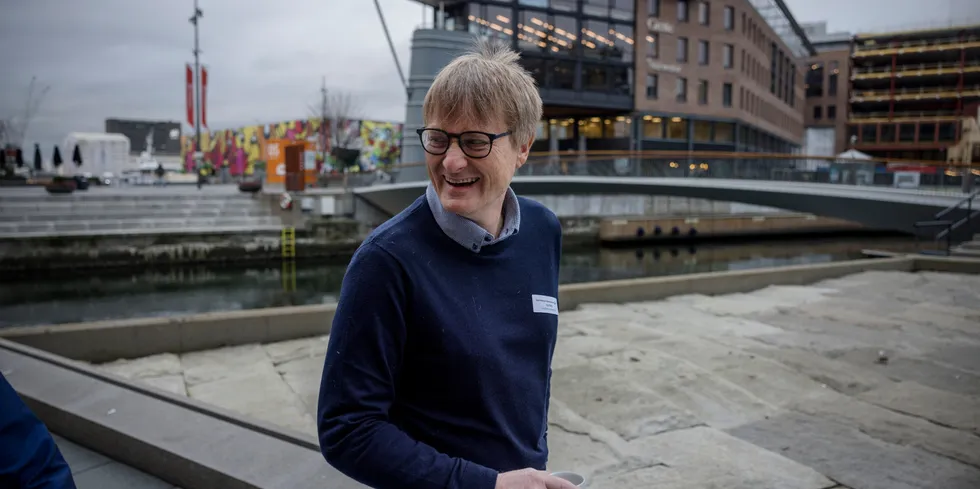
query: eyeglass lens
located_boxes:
[421,130,492,157]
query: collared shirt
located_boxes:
[425,182,521,253]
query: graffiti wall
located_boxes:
[180,118,403,176]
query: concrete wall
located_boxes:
[400,28,476,181]
[529,194,785,218]
[13,256,977,363]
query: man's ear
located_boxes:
[516,137,534,169]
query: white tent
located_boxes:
[835,149,873,161]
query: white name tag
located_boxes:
[531,294,559,315]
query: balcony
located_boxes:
[852,36,980,59]
[851,60,980,81]
[851,85,980,103]
[849,111,964,124]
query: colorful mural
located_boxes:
[181,117,403,176]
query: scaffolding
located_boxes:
[746,0,816,58]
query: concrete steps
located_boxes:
[0,188,284,238]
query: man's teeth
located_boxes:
[446,177,479,184]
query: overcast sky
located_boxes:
[0,0,976,149]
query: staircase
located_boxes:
[0,188,284,239]
[951,234,980,258]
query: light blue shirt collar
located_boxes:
[425,183,521,253]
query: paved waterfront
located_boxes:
[52,434,179,489]
[96,270,980,488]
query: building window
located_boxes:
[698,40,709,65]
[676,77,688,102]
[827,105,836,120]
[698,1,710,25]
[716,122,735,142]
[519,0,549,6]
[583,64,608,91]
[610,23,635,62]
[828,71,838,96]
[610,0,633,21]
[643,116,664,138]
[724,6,734,30]
[677,0,689,22]
[693,120,712,141]
[581,19,610,59]
[551,15,577,56]
[583,0,611,18]
[723,44,733,69]
[646,74,659,98]
[805,62,824,98]
[813,106,822,120]
[698,79,709,104]
[677,37,689,62]
[550,60,575,90]
[722,82,733,107]
[648,0,660,16]
[667,116,687,139]
[646,33,659,58]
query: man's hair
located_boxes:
[422,37,543,148]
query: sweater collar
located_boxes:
[425,182,521,253]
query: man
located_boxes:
[317,39,573,489]
[0,374,76,488]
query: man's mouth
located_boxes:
[445,176,480,187]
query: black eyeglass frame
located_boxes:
[416,127,512,159]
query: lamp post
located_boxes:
[189,0,204,169]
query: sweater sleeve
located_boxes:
[317,242,499,489]
[0,374,77,489]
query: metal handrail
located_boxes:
[915,189,979,254]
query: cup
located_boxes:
[550,471,586,487]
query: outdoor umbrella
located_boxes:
[52,145,63,168]
[72,144,82,168]
[33,144,42,171]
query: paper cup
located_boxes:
[550,471,586,487]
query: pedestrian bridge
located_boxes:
[355,153,976,238]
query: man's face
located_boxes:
[424,118,530,226]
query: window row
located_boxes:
[644,74,732,107]
[522,57,633,95]
[805,61,840,98]
[647,0,735,30]
[740,86,802,136]
[811,104,838,121]
[850,122,960,144]
[645,34,734,69]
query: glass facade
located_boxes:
[431,1,799,153]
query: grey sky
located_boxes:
[0,0,975,150]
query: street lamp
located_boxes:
[189,1,204,168]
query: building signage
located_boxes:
[647,59,683,74]
[646,19,674,34]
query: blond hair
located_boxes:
[422,38,543,148]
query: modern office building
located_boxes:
[846,23,980,162]
[800,22,851,157]
[408,0,814,160]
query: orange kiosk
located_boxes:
[264,139,318,189]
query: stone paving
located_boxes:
[97,270,980,489]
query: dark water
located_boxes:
[0,236,922,328]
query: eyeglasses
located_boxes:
[416,128,511,159]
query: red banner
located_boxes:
[185,64,194,128]
[201,66,209,128]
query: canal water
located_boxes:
[0,236,922,328]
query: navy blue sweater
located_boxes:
[0,373,76,489]
[318,194,562,489]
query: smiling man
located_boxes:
[317,40,571,489]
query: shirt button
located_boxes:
[471,244,478,251]
[484,235,492,242]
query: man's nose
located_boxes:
[442,143,468,173]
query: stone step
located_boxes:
[951,247,980,257]
[959,240,980,251]
[0,207,272,222]
[0,199,266,212]
[0,224,287,240]
[0,216,284,234]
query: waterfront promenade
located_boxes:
[91,268,980,488]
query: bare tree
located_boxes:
[3,76,50,148]
[307,79,362,153]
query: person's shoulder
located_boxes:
[360,193,429,257]
[517,196,561,233]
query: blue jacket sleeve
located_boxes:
[0,373,77,489]
[317,242,498,489]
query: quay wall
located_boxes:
[6,256,975,363]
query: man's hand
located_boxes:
[494,468,580,489]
